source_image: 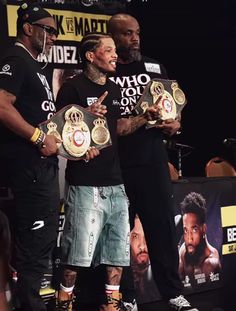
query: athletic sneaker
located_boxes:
[54,290,74,311]
[123,299,138,311]
[169,295,199,310]
[100,291,127,311]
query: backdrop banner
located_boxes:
[130,177,236,304]
[0,1,127,100]
[51,177,235,305]
[1,0,236,307]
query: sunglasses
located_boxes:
[32,23,58,37]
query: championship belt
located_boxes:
[134,78,187,129]
[39,105,111,160]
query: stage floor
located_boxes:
[76,286,231,311]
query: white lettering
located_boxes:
[38,45,78,65]
[120,97,130,107]
[121,106,133,116]
[125,75,139,87]
[0,71,12,76]
[111,74,152,116]
[57,46,64,64]
[121,86,145,98]
[57,213,65,247]
[37,73,54,103]
[37,73,50,89]
[47,112,55,119]
[45,88,53,101]
[227,228,236,242]
[41,100,56,112]
[87,97,98,106]
[71,46,77,64]
[144,62,161,74]
[137,73,151,85]
[120,95,139,108]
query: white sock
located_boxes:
[105,284,120,295]
[59,283,74,294]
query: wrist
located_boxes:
[141,113,149,124]
[30,127,41,143]
[30,128,46,148]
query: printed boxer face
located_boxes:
[183,213,205,255]
[130,217,149,267]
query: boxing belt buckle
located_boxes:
[39,105,111,160]
[134,78,187,129]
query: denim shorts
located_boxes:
[61,184,130,267]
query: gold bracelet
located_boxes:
[30,127,41,143]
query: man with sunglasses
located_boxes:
[0,3,60,310]
[31,22,58,37]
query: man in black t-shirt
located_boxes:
[55,32,160,311]
[0,3,60,311]
[108,14,199,311]
[55,32,129,311]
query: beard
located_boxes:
[117,45,142,62]
[34,36,46,55]
[185,240,205,266]
[132,261,149,276]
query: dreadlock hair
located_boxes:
[79,32,112,69]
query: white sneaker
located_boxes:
[169,295,199,310]
[122,299,138,311]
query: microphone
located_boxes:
[223,138,236,149]
[163,140,194,150]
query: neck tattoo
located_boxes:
[85,64,107,85]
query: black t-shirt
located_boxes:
[0,45,57,168]
[109,56,169,168]
[56,73,123,186]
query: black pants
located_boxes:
[122,162,182,300]
[9,159,60,311]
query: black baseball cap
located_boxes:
[17,2,52,29]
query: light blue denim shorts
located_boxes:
[61,184,130,267]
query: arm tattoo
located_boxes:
[117,115,147,136]
[129,115,147,133]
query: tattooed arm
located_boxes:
[117,115,147,136]
[117,105,162,136]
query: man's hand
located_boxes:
[84,146,100,162]
[144,105,162,122]
[39,134,61,157]
[88,91,108,116]
[156,119,181,136]
[143,96,162,121]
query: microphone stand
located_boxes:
[177,147,182,179]
[173,143,193,182]
[164,139,193,182]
